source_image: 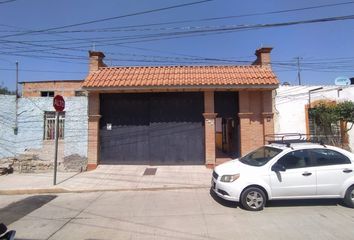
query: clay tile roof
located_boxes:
[83,65,279,89]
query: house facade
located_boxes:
[275,85,354,151]
[0,47,280,171]
[0,82,88,172]
[83,48,279,169]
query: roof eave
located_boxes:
[82,84,279,92]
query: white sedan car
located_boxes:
[212,142,354,211]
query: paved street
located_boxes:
[1,188,354,240]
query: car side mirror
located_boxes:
[271,163,286,172]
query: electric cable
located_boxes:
[0,0,214,38]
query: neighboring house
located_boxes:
[275,85,354,151]
[83,48,279,169]
[0,80,88,171]
[21,80,85,97]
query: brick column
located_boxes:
[238,91,253,156]
[238,90,275,155]
[262,90,275,144]
[203,113,217,168]
[262,112,274,143]
[238,112,253,156]
[204,91,216,168]
[87,92,101,170]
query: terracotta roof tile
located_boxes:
[83,65,279,89]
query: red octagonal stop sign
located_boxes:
[53,95,65,112]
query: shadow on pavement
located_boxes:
[266,198,345,208]
[0,195,57,225]
[56,171,82,185]
[209,189,239,209]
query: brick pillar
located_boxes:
[262,90,275,144]
[238,91,254,156]
[238,112,253,156]
[87,92,101,170]
[238,90,275,155]
[203,91,216,168]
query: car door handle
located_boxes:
[343,169,353,173]
[302,172,312,176]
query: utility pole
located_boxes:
[296,57,302,85]
[14,61,18,135]
[16,61,18,97]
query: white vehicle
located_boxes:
[211,137,354,211]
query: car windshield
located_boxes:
[239,146,282,167]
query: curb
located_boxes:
[0,188,69,195]
[0,185,210,195]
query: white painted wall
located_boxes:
[0,95,16,158]
[0,95,88,159]
[275,85,354,152]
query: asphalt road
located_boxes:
[1,189,354,240]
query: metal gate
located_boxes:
[100,92,205,165]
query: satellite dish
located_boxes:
[335,76,351,86]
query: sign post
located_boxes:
[53,95,65,185]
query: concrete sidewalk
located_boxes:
[0,165,213,195]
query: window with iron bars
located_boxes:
[44,111,65,140]
[308,109,342,146]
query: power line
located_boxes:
[0,68,86,74]
[0,2,352,87]
[0,8,353,66]
[4,1,354,35]
[7,14,354,42]
[34,15,354,47]
[0,0,214,38]
[1,38,353,69]
[0,0,16,4]
[104,14,354,45]
[1,48,353,72]
[1,3,352,65]
[0,17,353,73]
[2,14,354,58]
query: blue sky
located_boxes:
[0,0,353,90]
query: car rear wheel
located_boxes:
[240,187,266,211]
[344,185,354,208]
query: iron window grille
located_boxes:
[44,111,65,140]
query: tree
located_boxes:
[308,102,337,136]
[0,83,15,95]
[309,100,354,150]
[336,101,354,132]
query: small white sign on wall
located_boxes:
[107,123,112,130]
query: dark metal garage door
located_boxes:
[100,92,205,165]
